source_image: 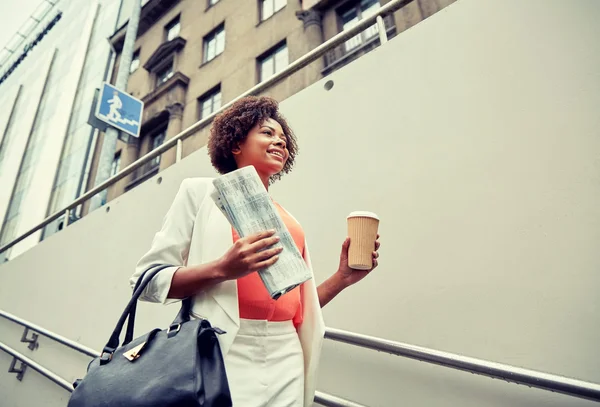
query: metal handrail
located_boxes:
[326,328,600,403]
[1,309,599,403]
[0,309,98,357]
[0,341,73,391]
[0,0,411,256]
[0,341,361,407]
[314,392,367,407]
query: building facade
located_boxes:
[0,0,455,261]
[85,0,456,208]
[0,0,127,261]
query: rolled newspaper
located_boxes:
[211,166,312,299]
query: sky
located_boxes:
[0,0,47,52]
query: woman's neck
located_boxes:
[254,170,270,191]
[260,176,270,191]
[236,164,270,191]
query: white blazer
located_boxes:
[130,178,325,406]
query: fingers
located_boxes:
[375,240,380,250]
[341,237,350,253]
[373,251,379,259]
[253,246,283,262]
[254,254,280,270]
[248,235,280,252]
[246,229,276,244]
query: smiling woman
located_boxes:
[207,96,298,185]
[131,96,380,406]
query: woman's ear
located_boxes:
[231,144,241,155]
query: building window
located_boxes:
[261,0,286,21]
[203,24,225,63]
[130,50,140,73]
[208,0,220,7]
[340,0,380,52]
[198,86,222,119]
[150,131,166,168]
[258,42,288,82]
[156,62,174,87]
[110,152,121,176]
[165,16,181,42]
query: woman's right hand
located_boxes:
[215,229,282,280]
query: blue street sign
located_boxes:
[95,82,144,137]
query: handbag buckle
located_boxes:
[99,351,113,365]
[167,324,181,338]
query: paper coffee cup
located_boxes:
[347,211,379,270]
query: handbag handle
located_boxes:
[100,265,192,363]
[123,266,193,345]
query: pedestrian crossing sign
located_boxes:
[95,82,144,137]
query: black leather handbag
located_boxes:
[68,265,232,407]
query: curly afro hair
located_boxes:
[207,96,298,182]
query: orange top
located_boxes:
[233,202,305,327]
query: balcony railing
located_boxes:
[323,14,397,75]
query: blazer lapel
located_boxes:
[202,199,240,327]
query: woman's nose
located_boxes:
[274,138,286,148]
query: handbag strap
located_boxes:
[123,265,158,346]
[123,265,193,345]
[100,265,191,362]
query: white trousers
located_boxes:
[224,319,304,407]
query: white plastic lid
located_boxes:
[347,211,379,220]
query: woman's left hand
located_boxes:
[335,235,380,288]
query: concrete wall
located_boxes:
[1,0,599,406]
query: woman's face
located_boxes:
[233,118,289,179]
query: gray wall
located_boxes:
[1,0,600,405]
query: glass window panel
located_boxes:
[0,218,17,246]
[0,51,10,65]
[110,153,121,176]
[61,177,79,206]
[216,29,225,55]
[156,63,173,86]
[262,0,274,21]
[274,0,286,12]
[274,45,288,73]
[56,160,71,185]
[166,20,180,41]
[32,1,52,20]
[19,19,38,38]
[201,100,212,119]
[361,0,380,40]
[6,191,23,220]
[51,182,69,212]
[199,89,222,119]
[130,51,140,73]
[260,56,274,82]
[213,91,222,111]
[6,35,23,52]
[204,26,225,62]
[206,38,216,61]
[151,132,165,167]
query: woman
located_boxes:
[131,96,380,407]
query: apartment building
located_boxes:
[85,0,456,207]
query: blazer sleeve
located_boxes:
[129,178,202,304]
